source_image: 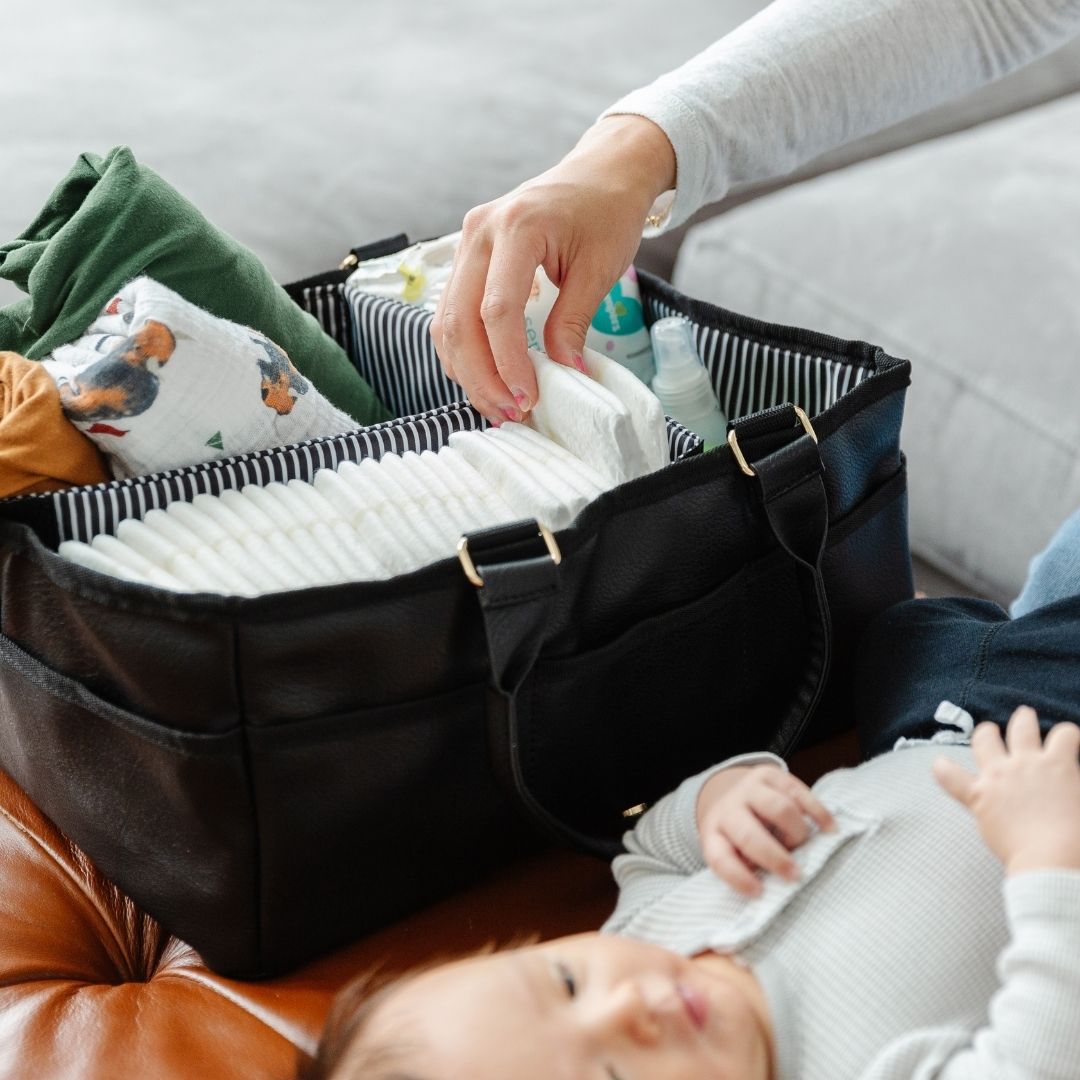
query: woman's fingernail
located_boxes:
[502,405,521,423]
[572,352,587,374]
[511,389,531,412]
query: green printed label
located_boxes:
[592,280,645,337]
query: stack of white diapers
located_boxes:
[58,348,670,595]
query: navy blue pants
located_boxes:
[855,592,1080,759]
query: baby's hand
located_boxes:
[695,763,835,896]
[934,706,1080,876]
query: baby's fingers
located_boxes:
[1005,705,1042,754]
[703,833,762,896]
[728,809,800,882]
[1045,721,1080,759]
[765,771,835,833]
[933,756,977,806]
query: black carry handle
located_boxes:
[472,404,832,859]
[727,405,833,756]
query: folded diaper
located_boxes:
[59,533,189,591]
[581,345,669,476]
[446,430,579,531]
[276,479,388,582]
[525,348,644,487]
[311,468,412,579]
[43,278,358,479]
[228,487,328,589]
[492,424,607,501]
[486,428,595,519]
[434,446,519,525]
[165,499,294,592]
[380,452,464,551]
[412,451,485,533]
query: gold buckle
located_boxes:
[457,523,562,588]
[727,404,818,478]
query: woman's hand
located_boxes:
[934,706,1080,876]
[430,115,675,426]
[695,763,835,896]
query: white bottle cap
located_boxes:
[650,317,701,385]
[650,317,716,412]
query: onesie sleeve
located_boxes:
[598,0,1080,234]
[856,870,1080,1079]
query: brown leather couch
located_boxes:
[0,735,855,1078]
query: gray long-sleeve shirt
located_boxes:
[599,0,1080,233]
[603,743,1080,1079]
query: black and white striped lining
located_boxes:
[37,402,488,543]
[292,282,352,353]
[10,277,859,545]
[344,283,462,418]
[643,294,872,419]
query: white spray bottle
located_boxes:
[649,317,728,448]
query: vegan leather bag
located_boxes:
[0,240,913,976]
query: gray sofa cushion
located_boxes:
[4,1,1079,310]
[0,0,762,307]
[674,92,1080,604]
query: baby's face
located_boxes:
[357,932,771,1080]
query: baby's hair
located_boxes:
[299,938,537,1080]
[298,965,430,1080]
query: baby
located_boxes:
[306,705,1080,1079]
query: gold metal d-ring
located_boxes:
[727,404,818,478]
[457,523,562,588]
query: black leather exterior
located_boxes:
[0,275,913,977]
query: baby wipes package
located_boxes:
[524,265,656,385]
[346,232,461,311]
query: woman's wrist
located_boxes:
[567,114,677,209]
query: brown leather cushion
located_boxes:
[0,765,614,1080]
[0,733,856,1079]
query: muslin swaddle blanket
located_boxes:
[43,277,357,479]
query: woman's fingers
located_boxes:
[933,756,977,806]
[431,219,520,425]
[483,234,543,412]
[542,258,616,372]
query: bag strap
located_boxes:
[728,405,833,755]
[464,520,620,858]
[471,405,832,857]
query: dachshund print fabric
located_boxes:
[42,278,356,479]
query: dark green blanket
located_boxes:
[0,147,390,425]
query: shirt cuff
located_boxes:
[597,84,716,236]
[1005,868,1080,924]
